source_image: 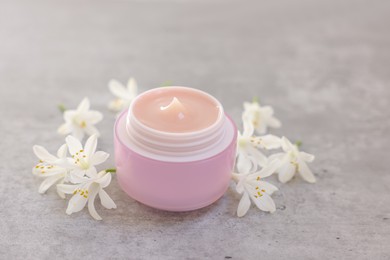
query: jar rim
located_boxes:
[127,86,225,137]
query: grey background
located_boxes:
[1,0,389,259]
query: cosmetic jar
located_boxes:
[114,87,237,211]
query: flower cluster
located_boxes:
[233,100,315,217]
[33,98,117,220]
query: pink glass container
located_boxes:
[114,87,237,211]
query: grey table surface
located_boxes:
[1,0,389,259]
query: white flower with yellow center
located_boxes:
[108,77,138,112]
[242,101,281,135]
[232,161,280,217]
[32,144,69,198]
[57,170,116,220]
[65,135,109,179]
[58,97,103,141]
[236,117,281,173]
[270,136,316,183]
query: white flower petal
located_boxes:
[57,189,65,199]
[84,125,100,138]
[85,111,103,124]
[69,169,90,182]
[252,158,281,178]
[33,166,66,177]
[235,174,246,193]
[33,145,57,163]
[57,123,71,135]
[268,116,282,128]
[99,189,117,209]
[85,167,98,178]
[281,136,295,152]
[258,135,282,149]
[261,106,274,116]
[236,152,252,174]
[299,152,315,162]
[242,116,254,137]
[84,134,97,158]
[127,77,138,95]
[57,184,77,194]
[57,144,68,158]
[38,174,64,194]
[87,184,102,220]
[72,127,85,141]
[54,157,74,169]
[258,181,278,195]
[247,146,267,167]
[251,192,276,213]
[109,79,132,100]
[90,151,109,166]
[237,192,251,217]
[66,191,89,215]
[268,152,285,162]
[77,97,90,112]
[108,99,125,112]
[95,172,112,188]
[63,110,76,122]
[255,123,267,135]
[243,101,253,110]
[278,161,296,183]
[65,135,83,155]
[298,159,316,183]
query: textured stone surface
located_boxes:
[1,0,389,259]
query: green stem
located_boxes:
[295,140,302,148]
[105,168,117,174]
[58,104,66,113]
[161,80,173,87]
[252,96,259,103]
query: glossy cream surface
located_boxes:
[132,87,221,133]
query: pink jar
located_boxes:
[114,87,237,211]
